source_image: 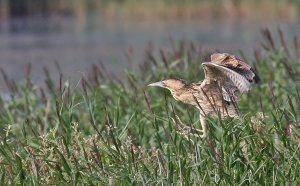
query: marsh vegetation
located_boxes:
[0,29,300,184]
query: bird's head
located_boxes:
[148,78,187,91]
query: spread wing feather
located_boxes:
[201,63,251,101]
[210,53,260,83]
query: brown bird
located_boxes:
[148,53,259,138]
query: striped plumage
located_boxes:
[211,52,260,83]
[159,79,240,118]
[148,53,259,137]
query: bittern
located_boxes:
[148,53,259,138]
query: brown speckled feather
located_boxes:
[202,62,251,97]
[211,53,260,83]
[172,82,240,118]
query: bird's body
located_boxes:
[168,80,239,118]
[148,53,259,138]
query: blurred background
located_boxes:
[0,0,300,92]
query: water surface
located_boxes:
[0,16,299,92]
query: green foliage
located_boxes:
[0,29,300,185]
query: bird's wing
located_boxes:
[230,67,260,83]
[211,53,260,83]
[221,86,240,102]
[211,53,229,64]
[202,62,251,93]
[211,53,251,70]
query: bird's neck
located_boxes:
[170,90,181,101]
[170,87,192,101]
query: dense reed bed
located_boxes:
[0,28,300,185]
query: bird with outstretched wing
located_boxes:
[148,53,259,138]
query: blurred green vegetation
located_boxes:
[0,28,300,184]
[0,0,299,21]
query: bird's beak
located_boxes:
[201,62,210,66]
[148,81,165,88]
